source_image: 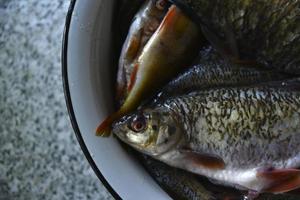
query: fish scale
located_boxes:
[165,86,300,169]
[172,0,300,74]
[158,61,290,100]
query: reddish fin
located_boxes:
[127,63,139,92]
[180,148,225,170]
[156,5,178,33]
[96,112,120,137]
[257,169,300,193]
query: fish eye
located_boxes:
[129,114,147,132]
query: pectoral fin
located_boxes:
[180,148,225,170]
[257,169,300,194]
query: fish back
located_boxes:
[172,0,300,74]
[164,80,300,168]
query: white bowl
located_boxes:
[62,0,171,199]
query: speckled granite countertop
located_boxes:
[0,1,113,199]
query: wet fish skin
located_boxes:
[140,155,217,200]
[117,0,169,103]
[163,82,300,170]
[141,154,300,200]
[157,59,290,101]
[112,78,300,194]
[171,0,300,74]
[133,56,291,200]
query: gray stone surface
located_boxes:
[0,1,113,199]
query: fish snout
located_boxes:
[111,120,128,140]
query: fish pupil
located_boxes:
[130,115,147,132]
[135,122,143,130]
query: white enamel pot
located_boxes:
[62,0,171,199]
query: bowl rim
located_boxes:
[61,1,121,199]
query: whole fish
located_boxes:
[171,0,300,74]
[97,5,203,136]
[112,78,300,198]
[117,0,170,103]
[124,53,291,200]
[157,55,291,101]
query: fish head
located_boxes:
[112,107,183,156]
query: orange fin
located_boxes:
[127,63,139,92]
[160,5,178,28]
[180,148,225,170]
[96,112,120,137]
[257,169,300,193]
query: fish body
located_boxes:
[140,155,217,200]
[117,0,169,103]
[119,55,292,199]
[112,79,300,195]
[118,5,202,113]
[142,153,300,200]
[158,57,290,100]
[171,0,300,74]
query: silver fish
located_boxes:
[140,155,217,200]
[112,78,300,197]
[157,53,290,101]
[138,56,291,200]
[141,152,300,200]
